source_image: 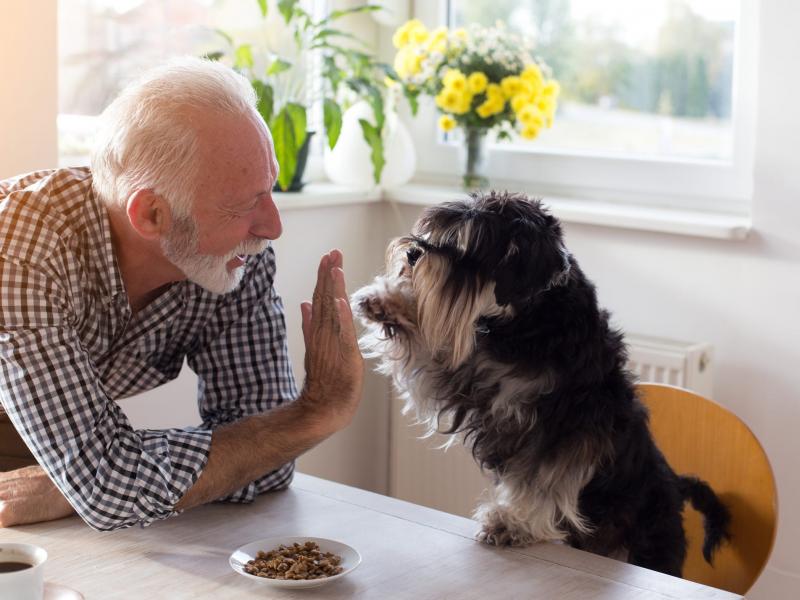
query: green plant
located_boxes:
[208,0,394,190]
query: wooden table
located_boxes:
[0,473,742,599]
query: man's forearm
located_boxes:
[174,398,329,512]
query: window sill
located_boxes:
[273,180,751,241]
[384,182,752,241]
[274,183,382,211]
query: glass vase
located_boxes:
[459,127,490,190]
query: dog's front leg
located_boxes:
[474,479,568,547]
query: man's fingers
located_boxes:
[329,249,343,271]
[331,266,348,302]
[301,302,312,348]
[336,298,359,349]
[311,254,330,323]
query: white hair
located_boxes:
[91,56,260,218]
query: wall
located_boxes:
[0,2,58,178]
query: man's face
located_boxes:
[161,112,282,294]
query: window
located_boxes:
[57,0,324,167]
[411,0,757,212]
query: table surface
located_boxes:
[0,473,743,600]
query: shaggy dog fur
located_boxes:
[352,191,730,577]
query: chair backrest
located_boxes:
[637,383,777,595]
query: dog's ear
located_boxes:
[494,212,568,306]
[415,253,493,370]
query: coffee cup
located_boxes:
[0,543,47,600]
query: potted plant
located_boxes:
[388,19,560,189]
[208,0,394,191]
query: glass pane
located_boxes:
[449,0,738,162]
[57,0,320,165]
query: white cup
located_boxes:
[0,543,47,600]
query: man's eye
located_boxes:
[406,247,422,267]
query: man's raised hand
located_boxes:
[298,250,364,434]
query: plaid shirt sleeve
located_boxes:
[186,245,299,503]
[0,256,213,531]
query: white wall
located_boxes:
[0,2,58,178]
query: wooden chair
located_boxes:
[638,383,777,595]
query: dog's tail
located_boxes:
[679,475,732,564]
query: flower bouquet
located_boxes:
[390,19,560,188]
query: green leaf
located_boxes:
[234,44,254,70]
[270,107,299,192]
[278,0,298,23]
[202,51,225,62]
[214,28,234,46]
[284,102,307,150]
[312,28,359,44]
[256,0,268,18]
[267,58,292,76]
[323,99,343,149]
[364,86,385,130]
[325,4,382,24]
[403,87,420,116]
[251,79,274,125]
[358,119,385,185]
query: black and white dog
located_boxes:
[352,191,730,577]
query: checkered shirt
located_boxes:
[0,167,298,530]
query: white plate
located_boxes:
[229,536,361,589]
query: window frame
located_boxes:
[407,0,758,214]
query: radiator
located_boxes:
[388,334,714,518]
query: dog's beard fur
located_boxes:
[352,191,730,577]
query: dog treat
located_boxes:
[243,541,343,580]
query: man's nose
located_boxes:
[250,194,282,240]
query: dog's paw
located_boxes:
[476,508,535,547]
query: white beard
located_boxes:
[161,215,269,295]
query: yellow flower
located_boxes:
[476,102,495,119]
[443,69,467,91]
[521,64,544,87]
[517,79,535,97]
[500,76,523,99]
[393,19,427,49]
[510,94,530,113]
[457,91,474,114]
[542,80,561,99]
[453,28,468,41]
[411,27,429,45]
[467,72,488,94]
[517,104,545,128]
[438,114,457,132]
[486,83,505,100]
[426,26,448,53]
[392,27,411,49]
[520,124,541,140]
[536,96,558,126]
[436,89,463,113]
[476,98,504,119]
[393,48,424,79]
[393,48,411,78]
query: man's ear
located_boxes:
[126,189,172,240]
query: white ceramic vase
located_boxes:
[323,101,416,188]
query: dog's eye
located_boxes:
[406,247,423,267]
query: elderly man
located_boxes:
[0,58,363,530]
